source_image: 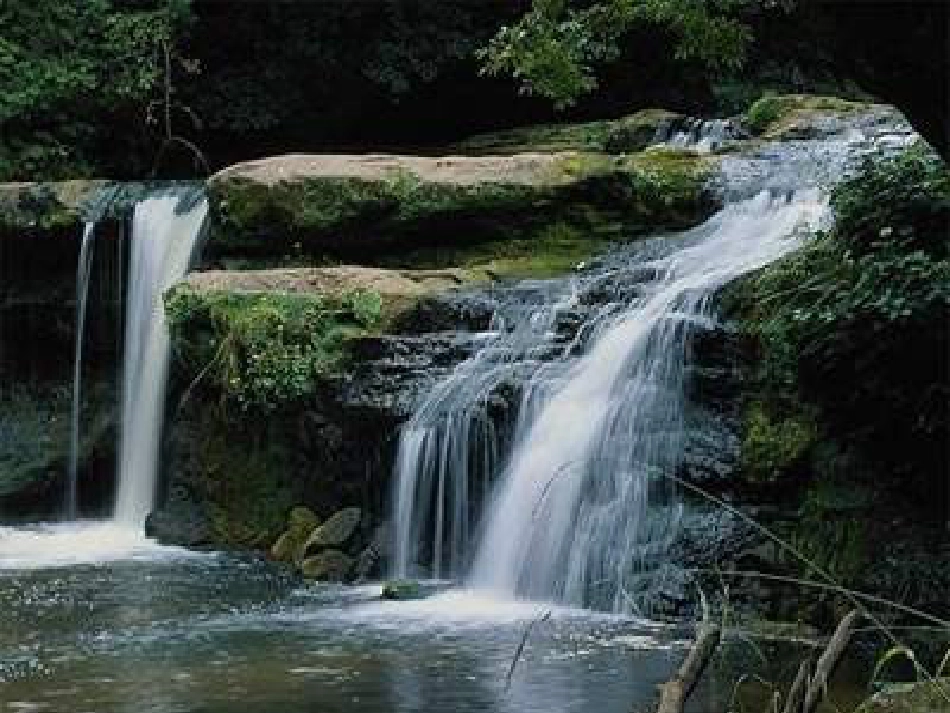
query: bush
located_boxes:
[735,143,949,513]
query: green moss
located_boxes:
[455,120,615,155]
[209,172,544,261]
[745,93,865,136]
[388,220,608,279]
[740,400,817,483]
[198,422,295,547]
[454,109,681,155]
[166,286,382,411]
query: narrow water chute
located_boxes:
[113,195,208,529]
[66,221,96,519]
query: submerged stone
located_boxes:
[380,579,423,601]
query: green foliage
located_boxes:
[0,0,191,179]
[734,143,949,507]
[741,400,816,482]
[166,288,382,412]
[745,93,783,134]
[480,0,756,108]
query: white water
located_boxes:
[66,221,96,519]
[666,118,736,153]
[391,182,831,612]
[114,195,208,529]
[469,190,825,610]
[0,521,199,570]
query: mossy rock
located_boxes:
[603,109,684,153]
[454,109,683,155]
[302,506,362,555]
[270,506,320,563]
[0,180,106,231]
[744,93,868,138]
[205,150,717,266]
[300,549,354,582]
[740,400,818,483]
[381,579,424,601]
[287,506,319,532]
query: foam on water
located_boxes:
[0,521,199,570]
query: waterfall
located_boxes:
[469,190,825,610]
[392,191,824,609]
[113,195,208,529]
[66,222,96,519]
[392,284,577,578]
[666,118,736,153]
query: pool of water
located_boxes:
[0,523,872,713]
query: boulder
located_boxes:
[300,549,354,582]
[381,579,424,601]
[302,506,363,555]
[145,500,213,548]
[287,505,320,532]
[270,506,320,563]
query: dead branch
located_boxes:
[654,614,721,713]
[801,609,862,713]
[781,658,811,713]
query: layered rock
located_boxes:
[205,149,716,266]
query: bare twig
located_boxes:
[505,610,552,691]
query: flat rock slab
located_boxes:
[180,265,473,298]
[211,152,575,188]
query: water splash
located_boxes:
[66,222,96,519]
[114,195,208,529]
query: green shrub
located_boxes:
[734,142,949,511]
[166,287,382,412]
[745,93,782,134]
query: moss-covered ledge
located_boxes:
[159,264,482,546]
[205,149,718,265]
[453,108,684,155]
[743,93,873,139]
[0,180,108,231]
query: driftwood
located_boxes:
[645,608,861,713]
[800,609,862,713]
[654,617,721,713]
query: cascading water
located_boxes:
[113,195,208,529]
[468,190,825,610]
[390,125,885,612]
[66,222,96,519]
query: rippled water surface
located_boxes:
[1,528,732,713]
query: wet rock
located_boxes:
[145,497,213,547]
[270,506,320,563]
[300,549,354,582]
[381,579,424,600]
[302,506,362,555]
[353,521,393,582]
